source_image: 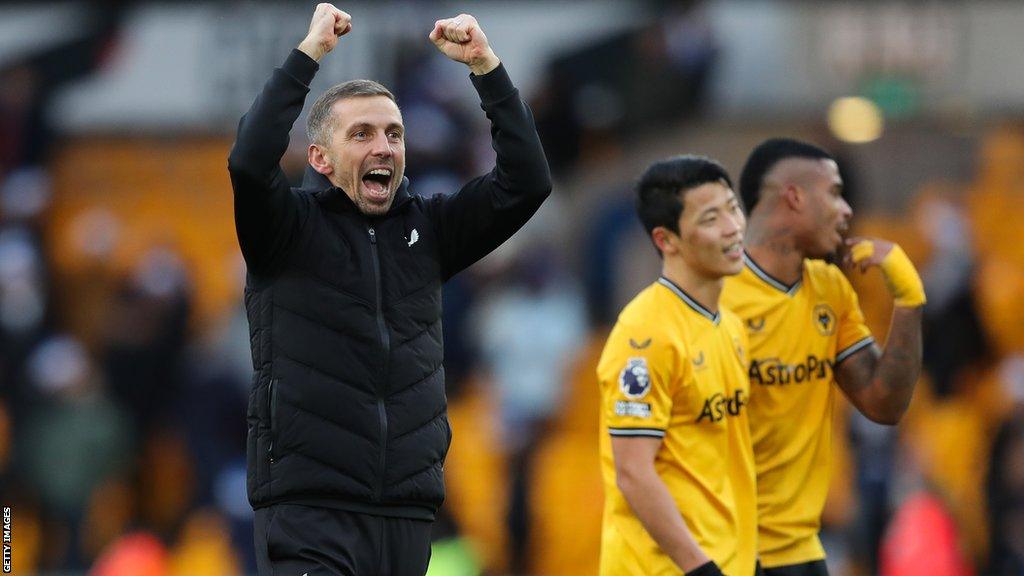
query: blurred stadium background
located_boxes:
[1,1,1023,574]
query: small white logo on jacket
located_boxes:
[407,229,419,247]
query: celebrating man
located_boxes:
[228,4,551,574]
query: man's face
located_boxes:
[670,181,746,279]
[322,95,406,216]
[799,159,852,258]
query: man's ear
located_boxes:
[652,226,677,256]
[782,184,803,212]
[308,144,333,175]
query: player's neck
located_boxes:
[661,262,723,314]
[744,221,804,286]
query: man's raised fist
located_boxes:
[298,3,352,62]
[429,14,500,76]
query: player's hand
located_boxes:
[297,3,352,62]
[844,237,926,307]
[429,14,500,75]
[843,237,894,273]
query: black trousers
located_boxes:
[762,559,829,576]
[254,504,432,576]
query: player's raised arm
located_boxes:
[835,237,924,425]
[426,13,552,279]
[227,3,351,272]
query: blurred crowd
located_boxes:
[1,4,1023,576]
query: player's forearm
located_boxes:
[227,50,316,272]
[470,65,552,200]
[228,50,317,183]
[298,37,329,62]
[616,465,711,572]
[433,67,551,276]
[468,48,500,76]
[870,306,923,423]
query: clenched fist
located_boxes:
[844,237,926,307]
[298,3,352,62]
[842,237,894,273]
[429,14,500,75]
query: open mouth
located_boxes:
[361,167,393,201]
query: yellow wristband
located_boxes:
[879,244,926,307]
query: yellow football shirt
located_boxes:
[720,255,873,568]
[598,278,757,576]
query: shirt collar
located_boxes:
[657,276,720,325]
[744,252,802,296]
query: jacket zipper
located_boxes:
[368,225,390,502]
[268,378,278,464]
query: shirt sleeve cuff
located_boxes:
[282,49,320,87]
[469,62,516,106]
[836,336,875,364]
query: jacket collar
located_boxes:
[304,165,412,215]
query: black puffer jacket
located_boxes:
[228,50,551,519]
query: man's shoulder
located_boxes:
[803,258,855,301]
[606,285,688,354]
[287,187,321,219]
[721,266,763,305]
[803,258,843,280]
[617,283,666,325]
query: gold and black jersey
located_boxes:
[597,278,757,576]
[721,255,873,568]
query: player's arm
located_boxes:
[227,3,350,272]
[611,436,722,575]
[835,238,924,425]
[427,14,552,280]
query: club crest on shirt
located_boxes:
[813,304,837,336]
[619,357,651,399]
[747,316,766,332]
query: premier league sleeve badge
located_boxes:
[619,357,652,399]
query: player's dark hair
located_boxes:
[739,138,833,211]
[635,155,733,242]
[306,79,398,146]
